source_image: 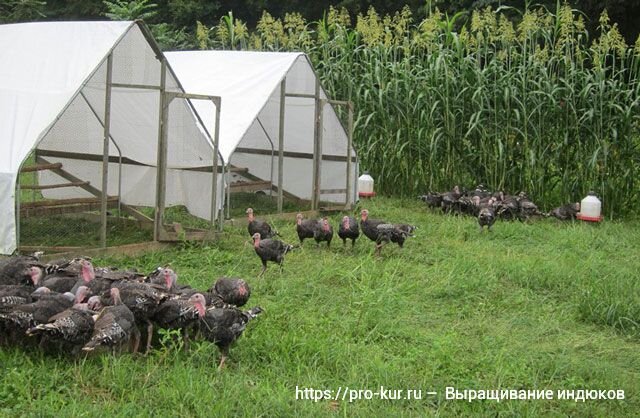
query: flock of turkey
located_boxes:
[0,255,261,368]
[1,189,570,366]
[0,205,417,367]
[419,185,581,231]
[248,207,417,276]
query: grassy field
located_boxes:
[1,197,639,416]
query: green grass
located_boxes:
[1,197,639,416]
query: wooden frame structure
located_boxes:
[14,23,224,255]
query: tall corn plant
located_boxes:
[206,3,640,217]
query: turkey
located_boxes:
[338,216,360,247]
[26,307,96,354]
[295,213,318,245]
[146,267,178,292]
[313,217,333,248]
[441,185,462,214]
[0,290,78,345]
[419,193,443,209]
[517,192,545,220]
[0,256,43,287]
[40,274,82,294]
[477,197,497,232]
[252,233,296,277]
[199,306,263,369]
[471,184,491,199]
[69,259,113,295]
[549,202,580,220]
[82,287,139,354]
[246,208,278,239]
[93,265,143,282]
[0,285,34,310]
[105,282,171,353]
[495,192,520,220]
[172,287,233,309]
[72,295,103,312]
[209,277,251,307]
[360,209,416,255]
[152,293,206,336]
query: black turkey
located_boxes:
[40,274,82,294]
[152,293,206,332]
[517,192,545,220]
[477,197,497,231]
[0,285,33,310]
[82,287,139,354]
[0,291,77,345]
[69,260,112,295]
[252,233,296,277]
[26,307,96,353]
[360,209,415,255]
[338,216,359,247]
[107,282,171,353]
[172,287,233,309]
[549,202,580,220]
[295,213,318,244]
[471,184,491,198]
[246,208,278,239]
[441,185,462,214]
[209,277,251,307]
[313,217,333,248]
[0,256,43,286]
[146,267,178,292]
[495,192,519,220]
[72,295,103,312]
[419,193,443,209]
[199,306,263,369]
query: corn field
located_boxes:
[201,4,640,217]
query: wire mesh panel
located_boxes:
[17,151,153,252]
[318,99,356,210]
[157,94,222,238]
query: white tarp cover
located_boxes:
[0,21,216,254]
[165,50,357,203]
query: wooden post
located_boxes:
[100,54,113,248]
[277,79,286,213]
[346,101,354,208]
[316,99,325,210]
[312,78,321,210]
[154,59,167,241]
[225,162,231,220]
[212,97,222,231]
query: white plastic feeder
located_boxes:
[577,191,603,222]
[358,171,376,198]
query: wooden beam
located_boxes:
[20,181,89,191]
[36,156,152,224]
[285,93,315,99]
[37,157,105,197]
[23,241,173,261]
[19,246,83,253]
[36,149,236,173]
[238,169,305,203]
[229,180,272,193]
[120,205,154,224]
[154,59,168,241]
[20,163,62,173]
[21,196,118,208]
[278,79,286,213]
[20,197,119,217]
[234,147,356,163]
[320,188,347,194]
